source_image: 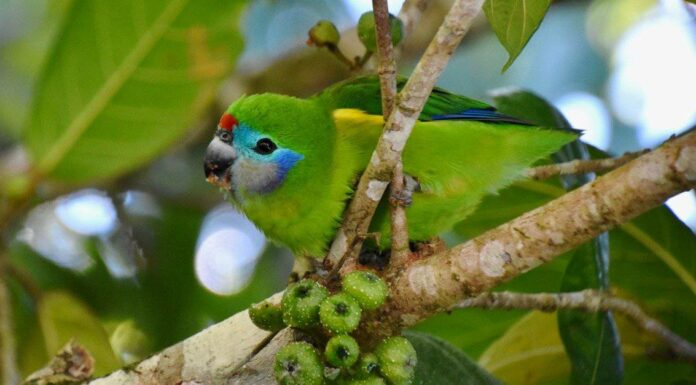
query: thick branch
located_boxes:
[385,132,695,328]
[325,0,485,268]
[86,133,694,385]
[459,290,696,363]
[525,150,649,180]
[88,293,282,385]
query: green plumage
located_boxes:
[220,76,576,257]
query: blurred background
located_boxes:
[0,0,694,382]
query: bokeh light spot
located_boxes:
[195,206,266,295]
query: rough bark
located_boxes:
[86,130,695,385]
[384,132,695,328]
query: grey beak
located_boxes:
[204,137,236,179]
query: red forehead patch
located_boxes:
[219,113,237,131]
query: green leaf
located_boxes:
[477,310,696,385]
[404,331,503,385]
[558,245,623,385]
[611,206,696,340]
[25,0,244,183]
[483,0,552,71]
[491,88,623,385]
[38,291,120,375]
[622,358,696,385]
[478,311,571,384]
[412,309,526,359]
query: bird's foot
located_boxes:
[289,255,319,283]
[389,190,412,207]
[359,232,382,247]
[412,237,447,259]
[358,248,390,270]
[389,174,420,207]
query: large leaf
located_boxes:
[482,0,552,71]
[478,311,696,385]
[404,331,503,385]
[558,245,623,385]
[25,0,244,183]
[492,89,623,385]
[478,312,571,384]
[38,291,120,375]
[412,309,526,359]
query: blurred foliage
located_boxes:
[37,291,120,375]
[25,0,244,182]
[0,0,694,384]
[0,0,72,139]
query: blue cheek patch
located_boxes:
[275,150,303,181]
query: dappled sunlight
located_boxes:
[16,189,145,278]
[608,0,696,147]
[54,189,117,236]
[17,202,94,272]
[195,205,266,295]
[667,192,696,232]
[556,92,612,150]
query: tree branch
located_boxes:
[524,150,650,180]
[458,290,696,363]
[384,132,695,330]
[85,132,695,385]
[325,0,485,269]
[372,0,411,266]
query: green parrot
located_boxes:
[204,76,576,258]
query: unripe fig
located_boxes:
[274,342,324,385]
[320,293,362,334]
[325,335,360,368]
[344,375,387,385]
[249,301,285,332]
[342,271,388,310]
[355,352,380,378]
[282,279,329,328]
[357,11,404,52]
[375,337,417,385]
[308,20,340,47]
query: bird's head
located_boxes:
[204,94,334,201]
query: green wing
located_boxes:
[325,76,578,245]
[315,75,497,121]
[333,109,577,245]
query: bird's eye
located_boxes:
[219,131,232,142]
[254,138,277,155]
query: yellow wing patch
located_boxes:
[332,108,384,127]
[332,109,385,145]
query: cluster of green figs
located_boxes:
[249,271,417,385]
